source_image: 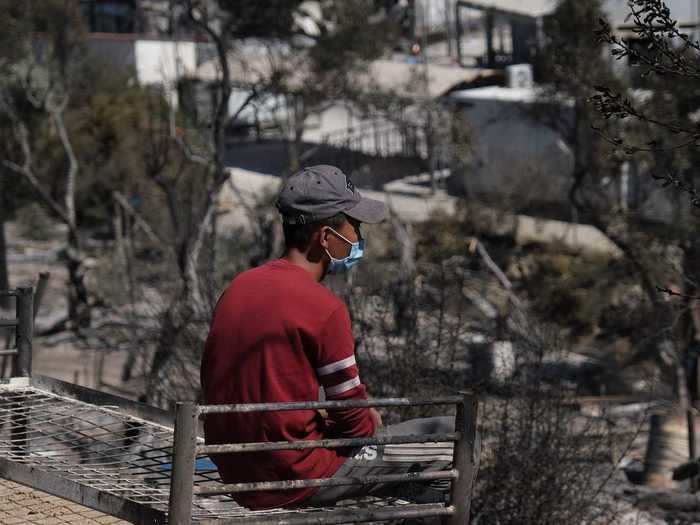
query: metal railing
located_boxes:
[0,287,33,377]
[322,121,428,160]
[169,394,479,525]
[321,120,453,178]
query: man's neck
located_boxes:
[282,250,325,282]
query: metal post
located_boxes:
[168,402,198,525]
[445,0,453,59]
[448,392,479,525]
[485,10,495,68]
[13,286,33,377]
[373,120,380,157]
[455,2,464,66]
[688,409,698,492]
[10,287,32,457]
[33,273,50,321]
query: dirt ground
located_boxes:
[0,479,131,525]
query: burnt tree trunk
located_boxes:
[0,171,10,308]
[65,229,90,329]
[0,212,9,307]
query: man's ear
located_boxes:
[317,226,330,250]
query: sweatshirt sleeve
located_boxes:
[316,305,375,438]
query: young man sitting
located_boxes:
[201,165,463,510]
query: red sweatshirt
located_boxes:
[201,259,376,509]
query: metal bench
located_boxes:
[0,287,480,524]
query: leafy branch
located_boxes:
[596,1,700,79]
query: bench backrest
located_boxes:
[169,394,479,525]
[0,287,33,378]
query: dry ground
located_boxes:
[0,479,130,525]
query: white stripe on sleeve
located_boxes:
[317,355,356,376]
[324,376,361,397]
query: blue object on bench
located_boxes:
[161,457,217,472]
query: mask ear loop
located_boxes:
[327,227,355,246]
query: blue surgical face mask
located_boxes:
[325,228,365,274]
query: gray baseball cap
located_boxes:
[276,165,387,225]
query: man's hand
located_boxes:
[369,408,383,431]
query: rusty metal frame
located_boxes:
[198,432,460,455]
[30,375,174,428]
[199,396,464,414]
[195,470,459,496]
[1,287,33,376]
[201,503,455,525]
[169,395,480,525]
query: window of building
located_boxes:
[80,0,136,33]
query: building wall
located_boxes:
[453,92,574,210]
[451,88,685,224]
[133,40,196,86]
[85,36,196,107]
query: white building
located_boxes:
[80,1,200,106]
[86,34,197,105]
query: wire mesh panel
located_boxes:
[0,383,251,522]
[0,386,168,514]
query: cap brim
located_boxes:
[344,195,387,224]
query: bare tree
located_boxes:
[0,173,10,307]
[583,0,700,483]
[0,1,91,329]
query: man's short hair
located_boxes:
[283,213,347,251]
